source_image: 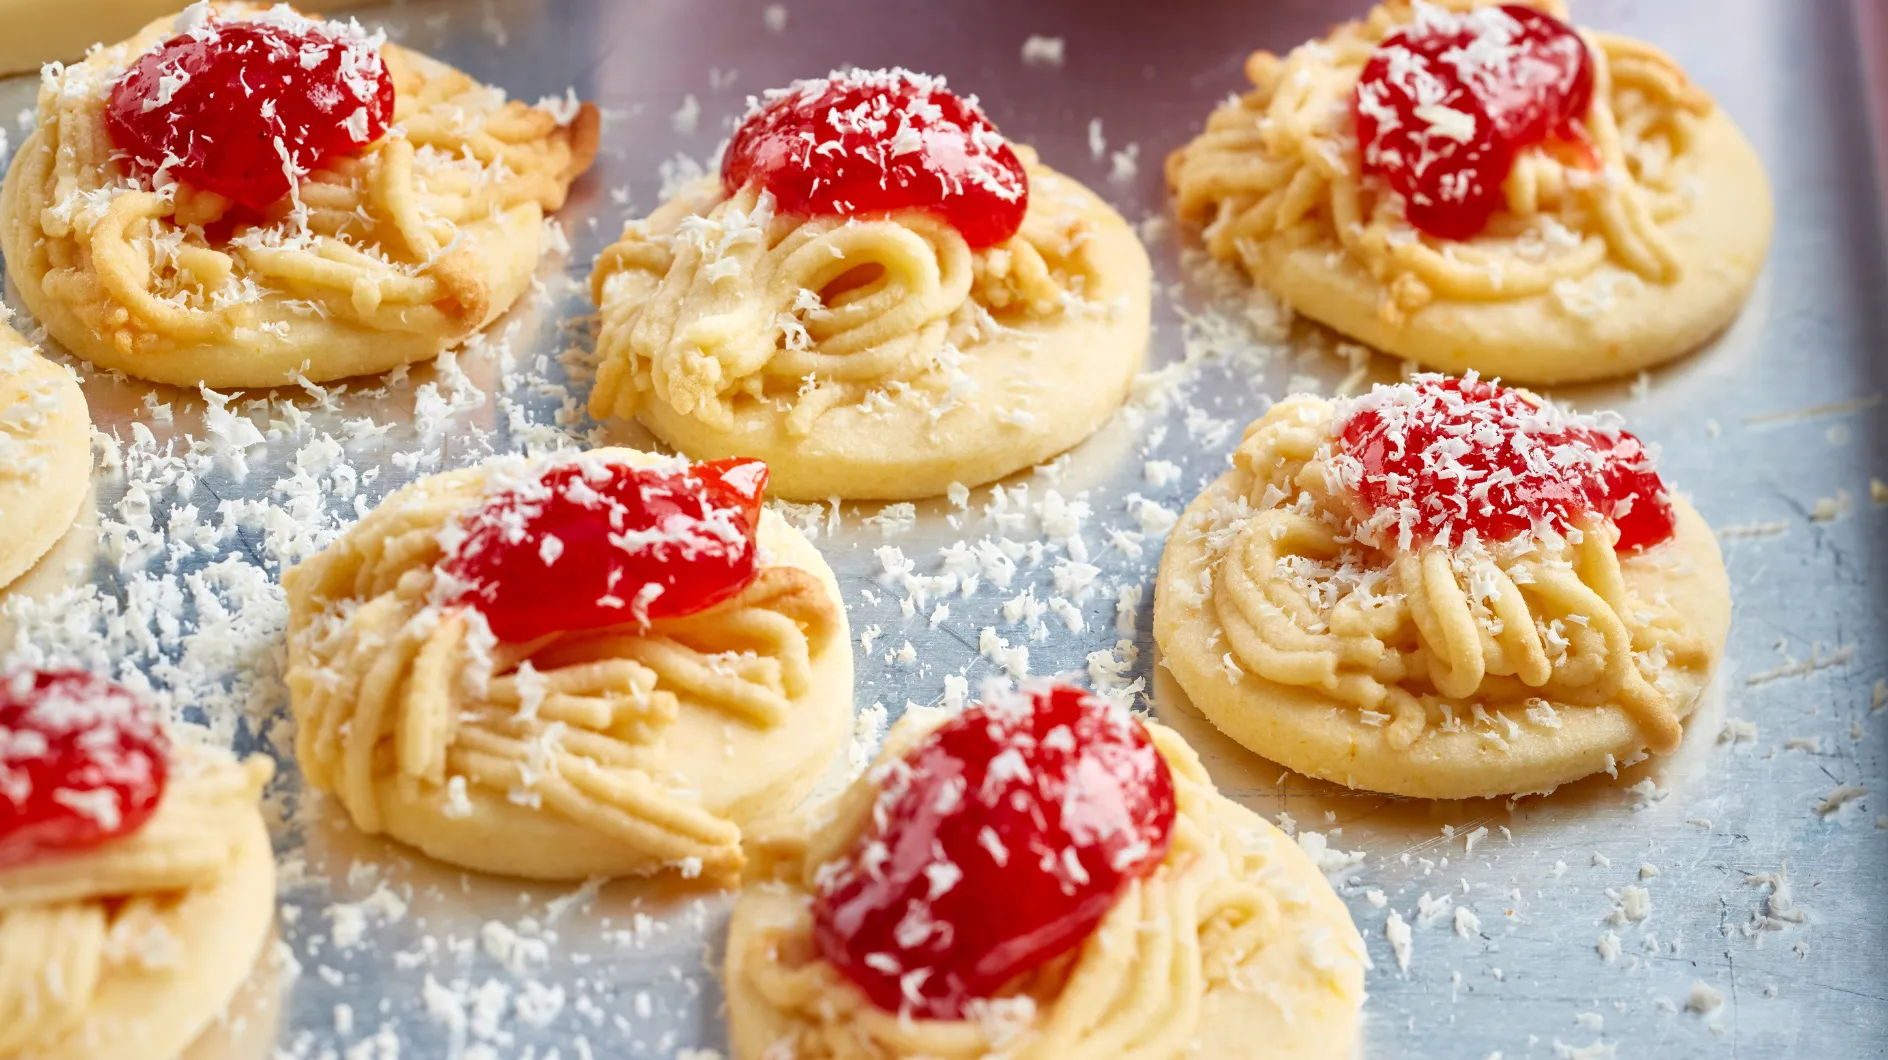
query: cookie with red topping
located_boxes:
[1169,0,1771,384]
[589,68,1151,500]
[283,447,853,880]
[725,683,1367,1059]
[1153,375,1730,798]
[0,2,599,388]
[0,320,90,597]
[0,670,278,1060]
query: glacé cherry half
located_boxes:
[1353,4,1594,241]
[812,683,1176,1020]
[722,68,1029,249]
[107,9,394,212]
[1336,375,1676,553]
[439,455,770,644]
[0,670,170,871]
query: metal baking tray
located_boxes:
[2,0,1882,1056]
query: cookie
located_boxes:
[1,2,598,388]
[0,671,276,1060]
[725,684,1367,1060]
[1155,377,1730,798]
[284,447,853,880]
[0,322,90,593]
[590,69,1150,500]
[1168,0,1772,383]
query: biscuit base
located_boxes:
[723,764,1366,1060]
[371,511,855,881]
[0,0,376,75]
[1155,478,1731,799]
[34,809,277,1060]
[0,134,545,388]
[1245,108,1773,384]
[625,168,1152,501]
[0,330,90,591]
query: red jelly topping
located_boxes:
[812,683,1176,1020]
[440,456,769,643]
[106,10,394,212]
[1353,4,1593,240]
[1337,375,1675,552]
[0,670,169,871]
[722,68,1029,249]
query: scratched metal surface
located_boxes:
[0,0,1884,1057]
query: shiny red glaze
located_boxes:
[0,670,170,870]
[1338,376,1675,552]
[722,69,1028,248]
[107,14,394,211]
[441,456,769,643]
[1353,4,1593,240]
[812,683,1176,1020]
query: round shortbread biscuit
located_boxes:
[13,757,279,1060]
[1155,465,1731,800]
[0,6,597,388]
[723,713,1367,1060]
[284,447,855,880]
[1168,1,1774,385]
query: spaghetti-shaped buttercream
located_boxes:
[1186,395,1709,753]
[589,155,1098,437]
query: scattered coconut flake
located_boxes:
[1385,910,1413,973]
[1596,931,1621,962]
[1020,35,1066,67]
[1716,520,1790,540]
[1743,863,1808,932]
[1809,490,1853,522]
[1817,784,1868,817]
[1606,885,1651,925]
[1553,1040,1617,1060]
[1746,642,1853,685]
[1453,906,1482,938]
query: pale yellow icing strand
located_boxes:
[0,901,106,1054]
[588,155,1096,436]
[732,726,1328,1060]
[1191,395,1711,753]
[1167,0,1712,326]
[284,463,841,874]
[16,7,596,359]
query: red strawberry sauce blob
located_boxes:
[812,683,1176,1020]
[721,68,1029,249]
[1337,375,1675,553]
[1353,4,1594,240]
[106,10,394,211]
[0,670,170,871]
[439,456,770,643]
